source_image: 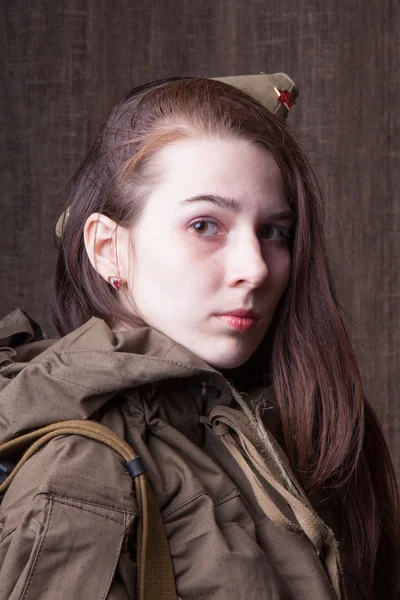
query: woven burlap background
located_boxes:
[1,1,399,479]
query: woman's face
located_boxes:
[121,137,293,369]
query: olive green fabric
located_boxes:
[0,419,177,600]
[0,309,366,599]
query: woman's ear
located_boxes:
[84,213,128,282]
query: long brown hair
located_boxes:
[52,77,399,598]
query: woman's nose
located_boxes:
[225,235,269,289]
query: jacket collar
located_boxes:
[0,312,241,443]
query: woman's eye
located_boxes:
[259,224,290,241]
[190,220,221,237]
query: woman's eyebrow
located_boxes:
[179,194,296,221]
[179,194,241,213]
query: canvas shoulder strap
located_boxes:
[0,420,176,600]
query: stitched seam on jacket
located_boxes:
[214,488,240,506]
[162,491,208,518]
[0,524,17,543]
[161,343,179,359]
[38,351,216,393]
[151,422,168,433]
[50,496,128,525]
[18,494,129,600]
[40,371,103,392]
[102,512,128,600]
[58,350,209,371]
[43,357,208,393]
[21,493,54,600]
[58,351,212,367]
[162,487,241,518]
[39,491,137,516]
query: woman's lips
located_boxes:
[215,314,257,331]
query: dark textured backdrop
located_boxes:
[1,1,399,479]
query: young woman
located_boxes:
[0,74,398,600]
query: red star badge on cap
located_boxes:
[274,87,296,110]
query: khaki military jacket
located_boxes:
[0,309,366,599]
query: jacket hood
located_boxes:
[0,309,244,444]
